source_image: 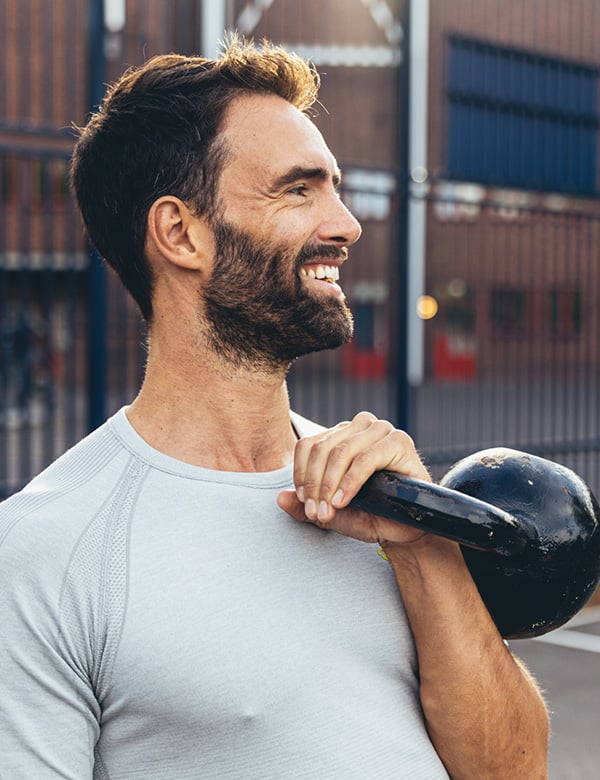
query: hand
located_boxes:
[277,411,432,546]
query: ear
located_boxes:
[146,196,213,271]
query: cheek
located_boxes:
[250,207,317,247]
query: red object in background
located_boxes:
[342,343,387,380]
[433,333,477,380]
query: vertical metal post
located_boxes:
[395,1,411,432]
[86,0,107,431]
[396,0,430,432]
[406,0,430,387]
[201,0,227,57]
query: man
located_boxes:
[0,38,548,778]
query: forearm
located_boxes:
[383,536,549,780]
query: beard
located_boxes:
[201,219,354,371]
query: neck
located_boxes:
[127,333,298,472]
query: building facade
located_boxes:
[2,0,600,494]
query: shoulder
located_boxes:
[0,412,140,667]
[0,410,139,569]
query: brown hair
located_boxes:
[70,36,320,321]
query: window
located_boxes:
[352,302,376,350]
[490,288,530,339]
[29,158,71,211]
[447,37,600,196]
[0,157,16,203]
[550,288,582,338]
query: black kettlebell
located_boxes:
[350,448,600,639]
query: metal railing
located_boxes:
[2,0,600,500]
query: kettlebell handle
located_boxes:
[351,470,539,557]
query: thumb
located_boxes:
[277,489,307,521]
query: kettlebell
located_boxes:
[350,448,600,639]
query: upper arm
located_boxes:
[0,525,100,778]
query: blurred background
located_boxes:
[2,0,600,498]
[1,2,600,775]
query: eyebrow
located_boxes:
[270,165,342,191]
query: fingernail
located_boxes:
[296,485,304,502]
[332,489,344,507]
[318,500,329,520]
[305,498,317,519]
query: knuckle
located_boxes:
[352,411,377,426]
[350,450,374,473]
[319,478,337,497]
[329,441,351,463]
[294,438,311,460]
[334,419,352,431]
[311,439,330,458]
[372,419,395,437]
[353,449,372,465]
[302,478,320,492]
[390,428,416,449]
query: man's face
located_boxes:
[201,93,362,371]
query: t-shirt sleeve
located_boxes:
[0,512,100,778]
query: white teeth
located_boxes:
[300,265,340,282]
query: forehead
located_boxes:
[219,93,339,183]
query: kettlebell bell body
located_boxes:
[351,448,600,639]
[440,449,600,638]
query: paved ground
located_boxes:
[511,606,600,780]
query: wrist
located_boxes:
[379,534,463,569]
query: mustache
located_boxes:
[295,243,348,269]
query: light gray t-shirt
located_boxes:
[0,408,449,779]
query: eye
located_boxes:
[288,184,308,196]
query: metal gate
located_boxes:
[0,146,87,495]
[2,0,600,499]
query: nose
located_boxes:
[317,192,362,247]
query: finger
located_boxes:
[304,418,428,522]
[292,417,359,492]
[330,427,430,510]
[279,490,429,546]
[294,413,377,520]
[308,418,398,518]
[277,489,307,521]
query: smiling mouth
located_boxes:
[300,264,340,284]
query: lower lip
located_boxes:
[304,276,345,297]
